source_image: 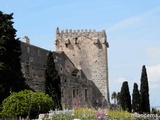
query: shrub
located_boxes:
[1,90,54,119]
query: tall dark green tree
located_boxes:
[0,11,28,104]
[132,83,141,113]
[140,65,150,113]
[120,81,131,112]
[45,51,62,110]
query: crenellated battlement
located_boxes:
[55,27,108,48]
[56,27,106,37]
[57,27,96,33]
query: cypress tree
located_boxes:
[132,83,141,113]
[120,81,131,112]
[0,11,28,104]
[45,51,62,110]
[140,65,150,113]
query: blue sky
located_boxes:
[1,0,160,107]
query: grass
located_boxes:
[1,107,156,120]
[107,110,131,120]
[50,108,156,120]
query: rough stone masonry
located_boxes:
[55,28,110,104]
[20,28,110,109]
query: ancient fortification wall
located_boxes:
[55,28,109,103]
[20,36,93,109]
[20,27,110,109]
[20,37,49,91]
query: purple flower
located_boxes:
[96,111,107,120]
[74,98,79,108]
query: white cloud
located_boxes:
[116,77,127,83]
[108,7,160,32]
[146,64,160,106]
[108,16,142,32]
[147,64,160,89]
[110,77,129,92]
[147,47,160,63]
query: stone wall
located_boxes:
[20,27,110,108]
[55,28,110,104]
[20,39,92,108]
[20,41,49,91]
[60,74,93,109]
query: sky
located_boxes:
[1,0,160,107]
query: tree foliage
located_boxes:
[116,92,121,105]
[0,11,29,104]
[120,81,131,112]
[140,65,150,113]
[45,51,62,109]
[132,83,141,113]
[111,92,117,104]
[1,90,54,118]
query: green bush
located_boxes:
[1,90,54,119]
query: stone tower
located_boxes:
[55,28,109,105]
